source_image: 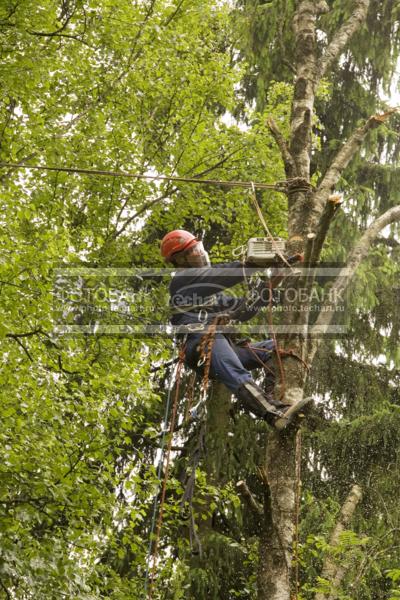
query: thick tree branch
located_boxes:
[266,117,296,178]
[309,193,343,263]
[315,484,363,600]
[318,0,370,80]
[317,111,394,198]
[320,112,393,193]
[309,110,396,247]
[309,203,400,359]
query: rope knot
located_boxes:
[278,177,315,196]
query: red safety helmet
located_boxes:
[160,230,198,261]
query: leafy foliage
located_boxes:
[1,0,400,599]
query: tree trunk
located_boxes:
[258,433,297,599]
[258,5,321,596]
[257,1,371,598]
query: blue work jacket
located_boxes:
[169,261,274,327]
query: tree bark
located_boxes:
[258,433,297,600]
[258,1,372,598]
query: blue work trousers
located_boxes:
[184,333,275,393]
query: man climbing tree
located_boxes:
[160,229,310,429]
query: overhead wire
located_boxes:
[0,162,287,191]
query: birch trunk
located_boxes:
[258,4,322,597]
[257,1,372,598]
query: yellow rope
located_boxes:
[249,182,292,268]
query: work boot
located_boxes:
[237,381,311,430]
[273,396,313,431]
[263,380,291,413]
[236,381,285,425]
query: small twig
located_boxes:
[236,480,263,515]
[6,334,34,361]
[256,465,270,489]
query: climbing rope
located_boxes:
[249,182,278,239]
[241,342,276,377]
[146,314,228,599]
[180,417,207,557]
[146,344,186,600]
[249,182,293,269]
[184,372,197,423]
[144,355,178,597]
[197,317,224,391]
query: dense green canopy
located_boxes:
[1,1,400,599]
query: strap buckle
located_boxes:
[186,323,206,333]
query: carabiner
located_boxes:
[198,309,208,323]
